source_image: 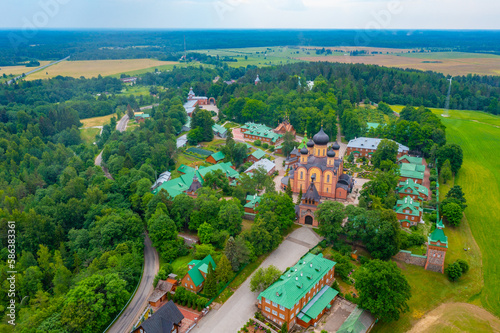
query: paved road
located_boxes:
[7,56,70,85]
[192,227,322,333]
[116,114,130,132]
[107,234,159,333]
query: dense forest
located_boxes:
[2,30,500,65]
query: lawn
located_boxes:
[431,109,500,316]
[26,59,179,80]
[170,254,195,277]
[374,108,500,332]
[80,113,117,127]
[80,128,101,144]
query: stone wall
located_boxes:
[393,250,427,267]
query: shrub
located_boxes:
[262,143,269,149]
[445,262,463,281]
[359,255,370,265]
[457,259,469,274]
[254,140,261,146]
[269,146,275,152]
[429,214,437,223]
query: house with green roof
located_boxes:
[394,196,423,228]
[241,122,283,144]
[135,113,150,123]
[425,222,448,273]
[180,255,217,293]
[398,178,429,200]
[212,123,228,138]
[246,149,267,163]
[366,122,380,131]
[206,151,225,164]
[398,155,424,165]
[399,163,425,184]
[257,253,337,330]
[337,306,376,333]
[152,162,239,198]
[244,194,261,215]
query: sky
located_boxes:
[2,0,500,30]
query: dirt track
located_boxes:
[408,302,500,333]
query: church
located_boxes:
[282,127,353,200]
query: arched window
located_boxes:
[300,171,304,179]
[326,175,330,183]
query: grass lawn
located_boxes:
[80,128,100,144]
[80,113,117,127]
[374,108,500,332]
[170,254,195,276]
[214,253,270,304]
[373,214,483,332]
[170,153,205,179]
[431,108,500,316]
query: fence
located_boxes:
[103,259,145,333]
[393,250,427,267]
[200,263,249,307]
[187,147,214,156]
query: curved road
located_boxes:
[107,234,159,333]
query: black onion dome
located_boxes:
[300,146,309,155]
[313,127,329,145]
[327,148,336,158]
[332,141,341,150]
[307,138,315,148]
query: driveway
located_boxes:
[192,227,322,333]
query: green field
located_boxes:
[433,108,500,316]
[197,46,324,67]
[373,107,500,331]
[80,127,101,144]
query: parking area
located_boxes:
[192,227,322,333]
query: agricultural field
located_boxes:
[0,61,52,78]
[26,59,180,80]
[298,51,500,76]
[197,46,500,75]
[80,113,117,127]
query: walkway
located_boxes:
[192,227,322,333]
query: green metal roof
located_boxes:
[154,162,239,198]
[135,113,150,118]
[297,286,338,323]
[244,194,261,209]
[337,306,375,333]
[398,155,423,165]
[241,122,282,143]
[428,228,448,248]
[188,260,200,266]
[400,162,425,173]
[394,196,423,217]
[399,164,424,180]
[257,253,336,310]
[366,122,380,130]
[436,217,445,229]
[398,179,429,197]
[187,255,216,287]
[198,162,239,179]
[251,149,266,160]
[209,151,225,162]
[212,124,228,135]
[178,164,195,174]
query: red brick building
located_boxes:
[297,176,321,227]
[257,253,337,331]
[282,128,353,200]
[425,219,448,273]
